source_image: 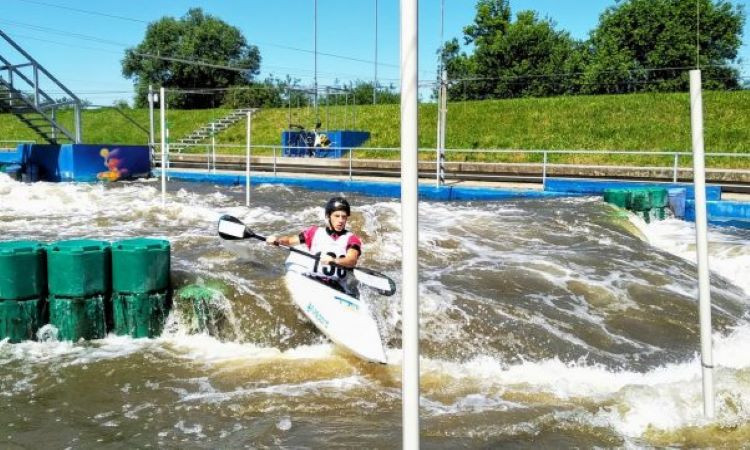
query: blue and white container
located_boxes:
[668,188,687,219]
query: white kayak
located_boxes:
[284,251,387,364]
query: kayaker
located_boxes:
[266,196,362,293]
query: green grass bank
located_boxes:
[1,91,748,168]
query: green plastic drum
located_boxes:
[647,188,669,208]
[47,240,111,298]
[629,190,652,212]
[112,291,169,338]
[603,189,630,208]
[112,238,170,294]
[0,241,46,301]
[48,295,107,341]
[0,298,46,343]
[652,206,667,221]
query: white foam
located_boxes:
[640,218,750,296]
[409,322,750,436]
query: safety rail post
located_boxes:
[206,144,211,172]
[165,127,170,180]
[74,103,82,143]
[33,66,40,107]
[51,108,57,141]
[211,123,216,173]
[287,87,292,128]
[673,153,679,183]
[349,147,353,181]
[542,151,548,187]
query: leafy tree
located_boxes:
[442,0,584,99]
[349,81,400,105]
[583,0,744,93]
[318,81,400,106]
[112,99,131,109]
[222,79,285,109]
[123,8,260,109]
[440,38,479,100]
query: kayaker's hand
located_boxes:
[266,235,279,246]
[320,255,335,265]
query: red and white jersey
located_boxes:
[300,226,362,281]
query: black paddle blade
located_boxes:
[217,215,252,240]
[353,267,397,296]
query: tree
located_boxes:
[440,38,479,100]
[583,0,745,94]
[122,8,260,108]
[222,79,284,109]
[442,0,584,99]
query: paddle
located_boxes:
[218,215,397,296]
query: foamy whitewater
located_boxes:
[1,174,749,447]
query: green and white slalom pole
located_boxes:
[160,87,167,205]
[690,69,714,419]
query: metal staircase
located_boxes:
[171,108,255,152]
[0,29,82,144]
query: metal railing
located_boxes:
[155,144,750,187]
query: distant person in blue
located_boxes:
[266,197,362,293]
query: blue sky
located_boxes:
[1,0,748,105]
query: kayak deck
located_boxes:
[284,263,387,364]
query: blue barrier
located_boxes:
[162,170,567,202]
[281,130,370,158]
[7,144,151,181]
[684,200,750,228]
[0,146,24,164]
[160,171,750,226]
[668,188,686,219]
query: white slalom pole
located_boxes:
[160,87,166,206]
[211,122,216,174]
[690,69,714,418]
[251,111,253,206]
[400,0,420,448]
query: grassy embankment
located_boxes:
[1,90,748,168]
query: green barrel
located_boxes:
[629,190,652,212]
[0,241,46,301]
[47,240,111,298]
[112,238,170,294]
[647,188,669,208]
[0,298,46,343]
[603,189,630,208]
[112,292,169,338]
[651,206,667,221]
[174,284,229,337]
[48,295,107,341]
